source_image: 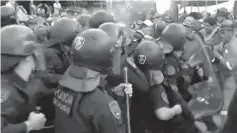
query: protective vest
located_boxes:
[54,84,124,133]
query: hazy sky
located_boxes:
[154,0,235,14]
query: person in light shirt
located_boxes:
[199,16,218,45]
[53,0,61,15]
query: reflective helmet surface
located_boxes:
[99,22,123,38]
[71,29,116,74]
[1,25,37,56]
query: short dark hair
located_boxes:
[204,17,216,26]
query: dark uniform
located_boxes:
[1,25,48,133]
[54,29,126,133]
[36,18,82,132]
[106,40,166,133]
[41,17,82,85]
[155,23,198,133]
[219,89,237,133]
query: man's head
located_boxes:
[34,25,48,43]
[220,20,236,43]
[203,17,217,34]
[183,16,198,33]
[216,7,228,23]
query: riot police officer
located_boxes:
[35,18,82,129]
[1,25,47,133]
[54,29,132,133]
[44,17,82,76]
[157,23,198,133]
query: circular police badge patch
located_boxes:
[161,92,169,104]
[1,88,10,104]
[73,36,85,50]
[138,55,146,65]
[109,101,121,120]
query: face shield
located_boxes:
[14,55,36,81]
[14,47,47,81]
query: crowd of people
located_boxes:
[1,0,237,133]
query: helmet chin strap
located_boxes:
[14,56,36,82]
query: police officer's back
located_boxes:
[54,29,131,133]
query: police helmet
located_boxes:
[133,40,165,70]
[71,29,116,74]
[160,23,187,51]
[1,25,38,71]
[89,10,115,28]
[1,25,37,56]
[99,22,123,38]
[77,14,91,28]
[47,18,81,46]
[183,16,196,27]
[217,7,228,17]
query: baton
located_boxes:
[123,67,131,133]
[112,36,123,75]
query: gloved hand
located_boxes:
[172,104,182,115]
[149,70,164,86]
[166,65,176,76]
[24,112,47,132]
[113,83,133,97]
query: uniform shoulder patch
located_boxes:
[73,36,85,51]
[138,55,146,65]
[109,101,121,120]
[1,88,10,104]
[161,92,169,104]
[126,57,137,69]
